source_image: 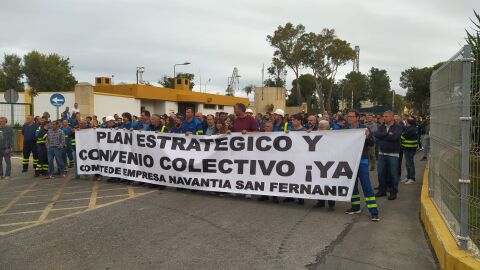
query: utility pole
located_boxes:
[392,89,395,112]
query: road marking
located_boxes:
[0,221,36,227]
[63,187,127,195]
[36,178,71,223]
[0,190,156,236]
[88,181,99,209]
[0,181,38,215]
[128,186,135,197]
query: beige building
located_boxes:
[254,87,286,114]
[253,86,307,115]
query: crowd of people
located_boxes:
[0,102,430,222]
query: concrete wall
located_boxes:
[94,94,141,118]
[33,92,75,119]
[141,100,177,115]
[254,87,286,114]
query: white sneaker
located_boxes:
[400,178,408,183]
[405,179,416,184]
[4,176,10,180]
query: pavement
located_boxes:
[0,153,438,270]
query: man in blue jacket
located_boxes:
[374,110,403,200]
[181,108,203,135]
[21,115,38,172]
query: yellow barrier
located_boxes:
[420,163,480,269]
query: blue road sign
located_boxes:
[50,93,65,107]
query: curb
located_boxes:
[420,163,480,269]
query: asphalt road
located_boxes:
[0,153,437,270]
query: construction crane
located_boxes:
[226,67,240,96]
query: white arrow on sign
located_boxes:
[52,97,64,104]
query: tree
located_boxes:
[264,57,287,88]
[267,23,307,105]
[338,71,369,109]
[0,54,23,92]
[23,51,77,96]
[324,38,356,112]
[243,84,255,97]
[303,29,336,112]
[287,74,318,112]
[158,76,174,88]
[399,64,442,115]
[158,73,195,90]
[367,67,391,105]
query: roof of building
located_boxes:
[94,84,248,106]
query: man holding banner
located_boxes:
[345,110,380,221]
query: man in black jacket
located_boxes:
[374,111,403,200]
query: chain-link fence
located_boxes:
[430,44,480,253]
[0,102,32,127]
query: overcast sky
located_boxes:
[1,0,479,97]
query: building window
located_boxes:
[204,104,216,110]
[105,78,110,84]
[218,105,224,110]
[184,79,188,84]
[177,79,182,84]
[96,78,102,84]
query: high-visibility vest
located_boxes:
[401,135,418,149]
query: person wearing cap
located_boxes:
[273,109,290,132]
[102,116,116,128]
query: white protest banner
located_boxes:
[75,129,365,201]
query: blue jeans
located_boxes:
[0,149,11,177]
[351,159,378,215]
[377,154,399,194]
[403,149,416,181]
[48,147,65,176]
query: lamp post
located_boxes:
[204,78,211,92]
[173,62,191,78]
[392,89,395,112]
[136,67,145,84]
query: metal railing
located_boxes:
[430,44,480,253]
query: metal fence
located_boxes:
[0,102,32,127]
[429,44,480,253]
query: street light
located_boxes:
[204,78,211,92]
[136,67,145,84]
[173,62,191,78]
